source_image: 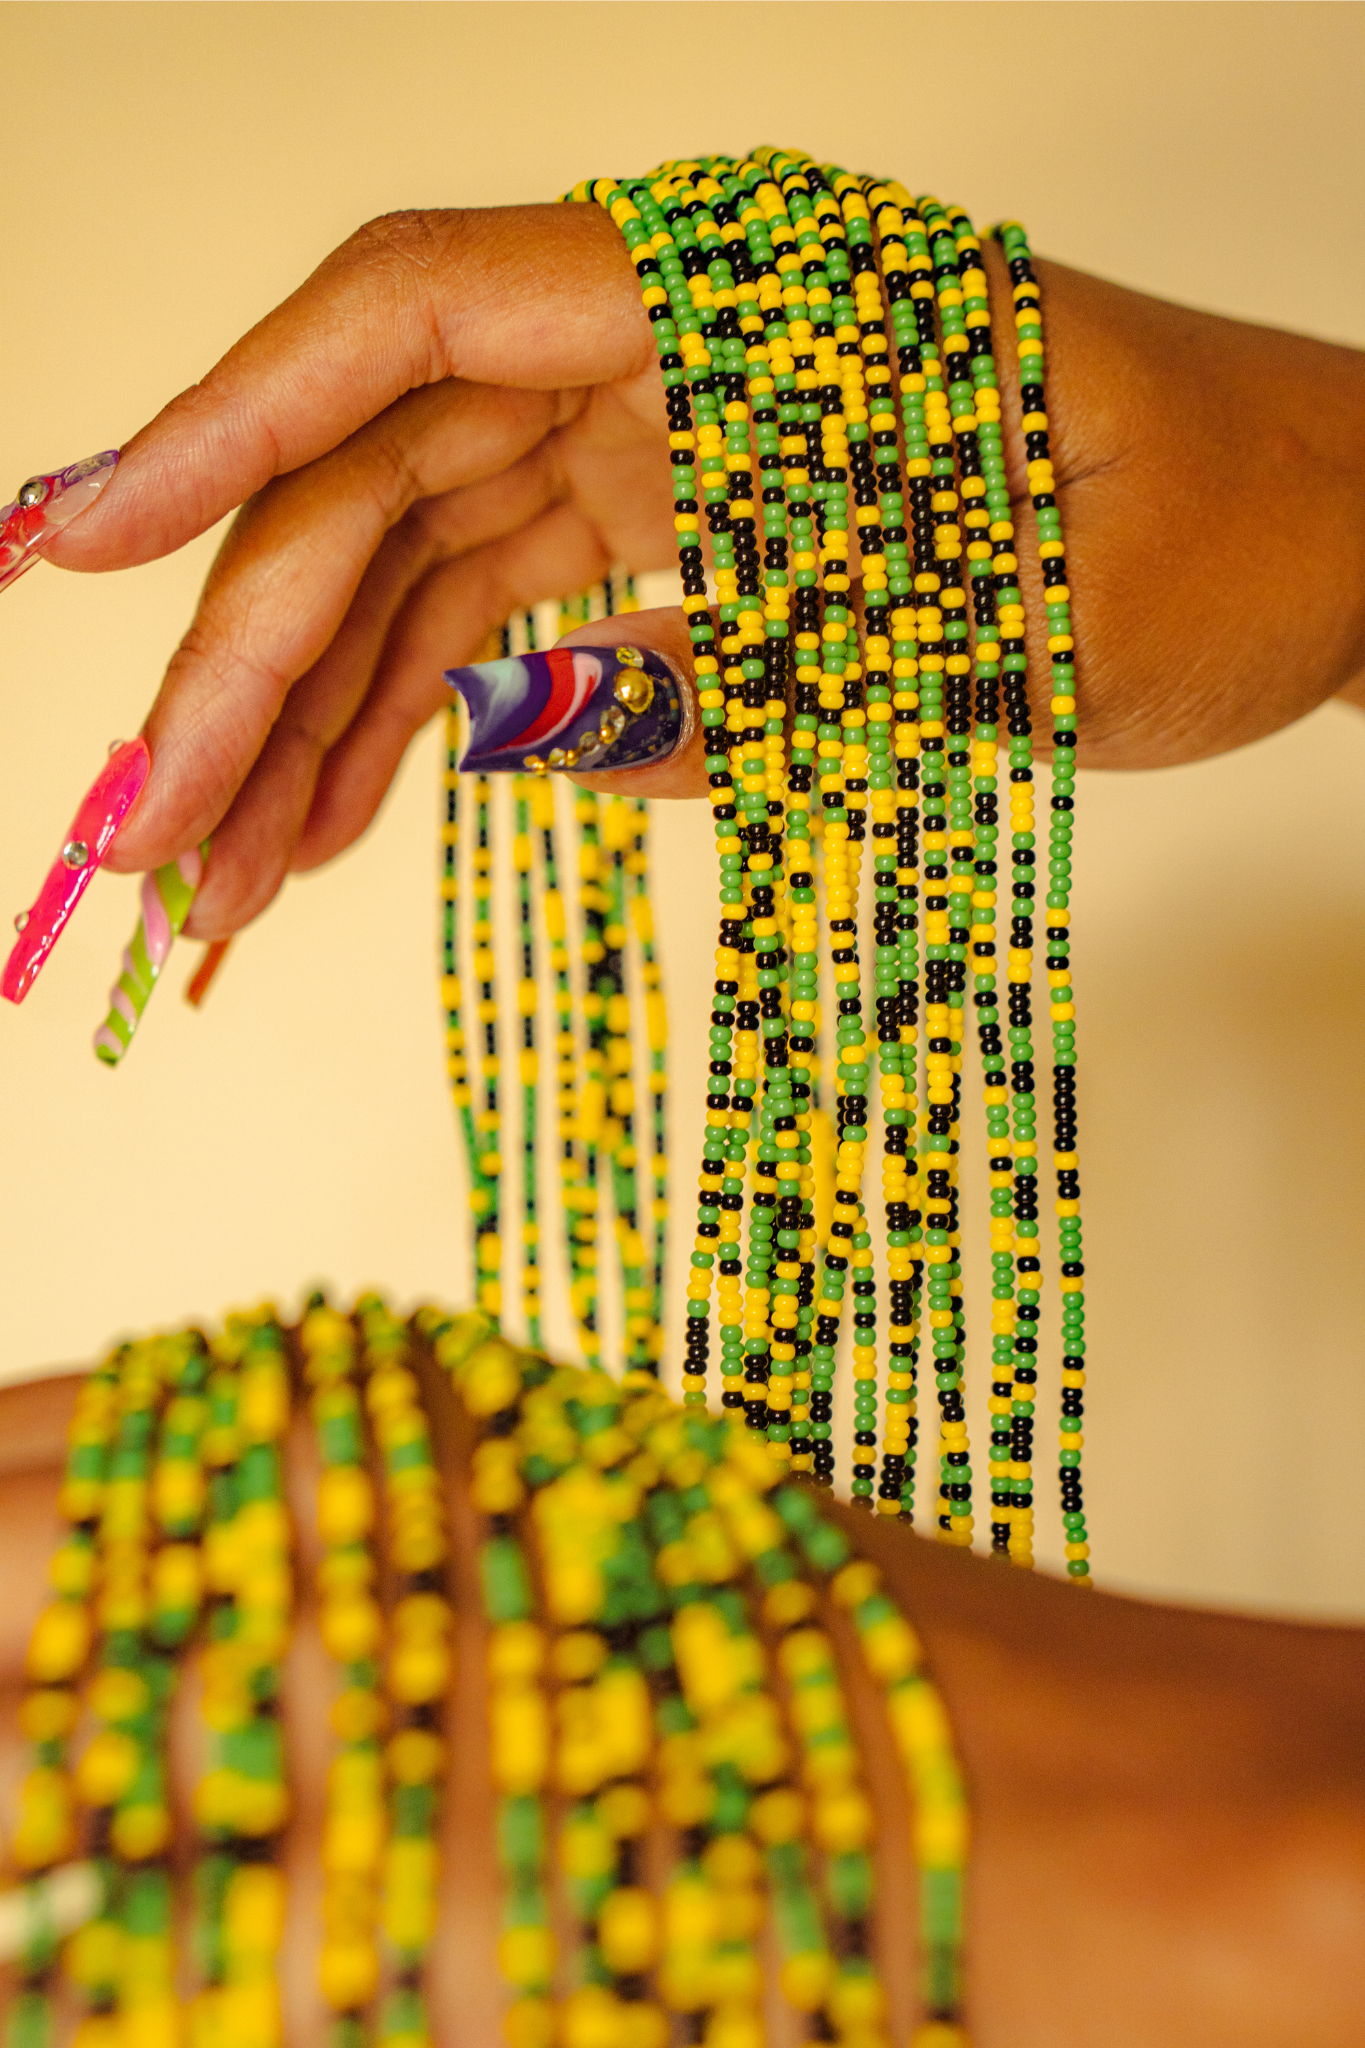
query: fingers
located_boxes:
[106,379,565,875]
[559,607,709,801]
[292,505,614,875]
[182,499,609,938]
[46,204,647,577]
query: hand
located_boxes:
[45,204,1365,941]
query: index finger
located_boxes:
[46,203,648,576]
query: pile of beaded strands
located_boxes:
[4,148,1092,2048]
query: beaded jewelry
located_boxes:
[2,148,1101,2043]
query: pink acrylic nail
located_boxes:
[3,738,151,1004]
[0,451,120,597]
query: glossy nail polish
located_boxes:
[0,451,120,596]
[93,844,207,1066]
[3,738,151,1004]
[445,644,687,774]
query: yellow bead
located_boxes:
[320,1594,383,1663]
[318,1936,380,2011]
[388,1638,451,1706]
[12,1766,75,1869]
[780,1950,832,2011]
[498,1922,555,1991]
[599,1886,659,1973]
[387,1727,446,1784]
[26,1599,92,1683]
[111,1801,172,1861]
[747,1787,804,1844]
[330,1687,386,1742]
[65,1916,124,1989]
[813,1786,873,1852]
[317,1464,375,1545]
[75,1729,139,1807]
[829,1972,887,2030]
[461,1341,523,1416]
[225,1863,287,1953]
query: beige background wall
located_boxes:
[0,2,1362,1617]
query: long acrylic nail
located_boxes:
[444,645,686,774]
[94,843,209,1065]
[0,451,120,597]
[3,737,151,1004]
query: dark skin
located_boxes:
[7,202,1365,2037]
[41,203,1365,935]
[0,1359,1360,2047]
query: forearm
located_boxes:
[991,249,1365,765]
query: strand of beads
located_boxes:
[512,778,544,1351]
[993,220,1092,1585]
[921,189,987,1554]
[858,180,971,1546]
[713,155,827,1485]
[599,795,652,1374]
[8,1356,119,2048]
[441,706,485,1311]
[679,162,797,1454]
[189,1317,246,2031]
[570,171,736,1413]
[572,791,607,1363]
[704,157,810,1463]
[529,774,593,1363]
[701,1483,896,2044]
[828,170,919,1522]
[801,152,886,1502]
[472,779,505,1325]
[772,1490,969,2047]
[753,149,869,1497]
[81,1339,185,2048]
[357,1301,452,2044]
[860,175,931,1522]
[301,1302,386,2038]
[635,164,768,1431]
[888,187,974,1553]
[843,173,928,1522]
[193,1314,293,2048]
[926,200,1025,1566]
[627,799,669,1357]
[442,1324,559,2048]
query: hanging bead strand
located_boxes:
[513,777,544,1352]
[994,219,1093,1584]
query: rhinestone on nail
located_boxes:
[13,911,28,933]
[61,840,90,870]
[614,670,654,715]
[16,478,50,511]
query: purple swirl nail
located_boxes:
[0,450,120,596]
[445,645,687,774]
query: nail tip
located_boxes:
[4,735,156,1005]
[446,645,684,775]
[0,448,122,593]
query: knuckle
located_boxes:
[341,208,457,277]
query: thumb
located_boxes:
[555,606,709,801]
